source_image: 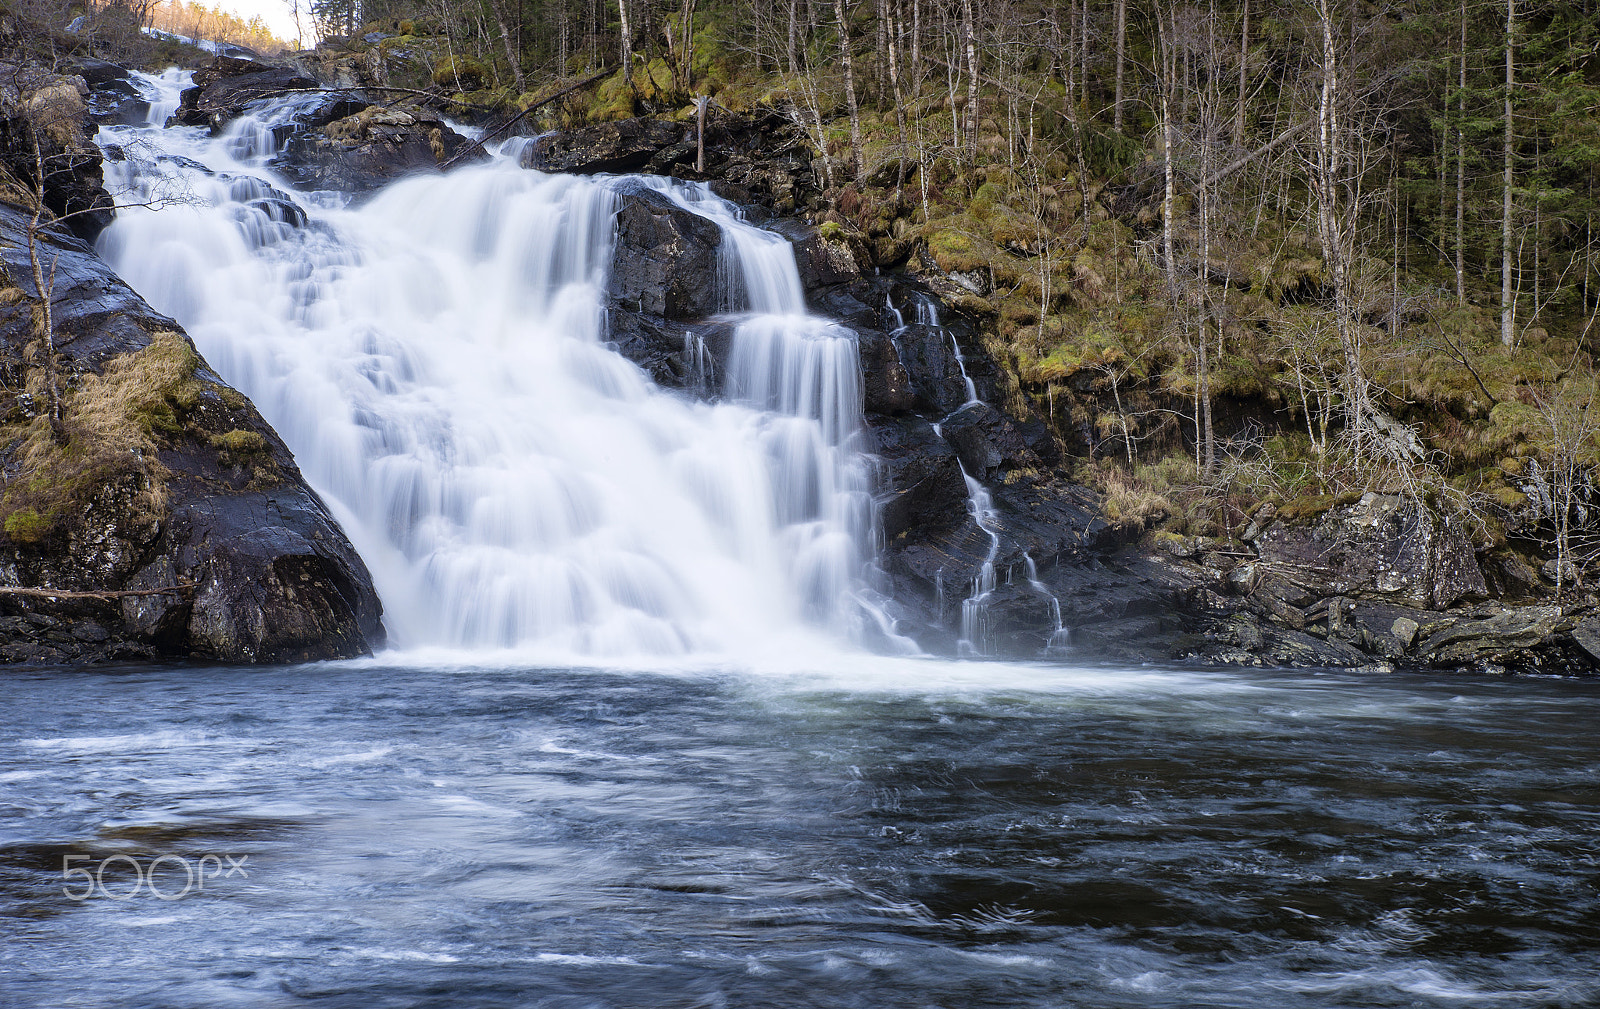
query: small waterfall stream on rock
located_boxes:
[894,294,1067,655]
[95,72,906,661]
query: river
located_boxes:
[1,658,1595,1007]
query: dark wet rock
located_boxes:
[1571,617,1600,664]
[171,57,318,133]
[858,329,912,415]
[0,203,383,664]
[605,312,728,390]
[937,402,1035,482]
[869,416,967,545]
[768,219,865,289]
[607,180,724,321]
[1183,611,1374,668]
[891,324,971,417]
[1416,605,1564,669]
[1254,493,1489,610]
[0,62,114,243]
[272,105,481,193]
[532,108,818,212]
[530,117,687,175]
[75,58,149,126]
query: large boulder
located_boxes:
[1254,493,1489,610]
[528,117,688,175]
[936,401,1035,482]
[272,104,482,192]
[606,179,724,320]
[170,56,318,133]
[0,202,383,664]
[75,58,149,126]
[1415,605,1564,669]
[767,219,865,289]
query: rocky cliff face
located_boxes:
[547,111,1600,675]
[48,49,1600,674]
[0,61,384,664]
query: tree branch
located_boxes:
[0,583,196,600]
[439,68,611,169]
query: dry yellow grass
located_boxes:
[3,331,200,544]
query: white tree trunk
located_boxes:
[1501,0,1516,347]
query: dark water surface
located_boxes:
[0,659,1595,1007]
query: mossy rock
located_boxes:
[4,507,48,544]
[210,429,266,455]
[0,331,200,546]
[432,56,488,91]
[1274,490,1365,523]
[927,229,987,274]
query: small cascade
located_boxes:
[501,131,556,168]
[219,91,333,161]
[142,68,186,126]
[683,328,714,397]
[912,292,1068,656]
[93,72,914,660]
[913,296,978,405]
[1024,553,1072,654]
[956,467,1001,657]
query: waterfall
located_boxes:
[956,467,1000,656]
[94,72,908,661]
[907,293,1068,657]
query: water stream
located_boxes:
[6,71,1592,1009]
[898,295,1065,656]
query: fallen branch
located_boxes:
[1201,120,1312,188]
[1428,313,1498,407]
[439,69,612,170]
[225,84,489,110]
[0,583,196,601]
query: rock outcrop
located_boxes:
[0,62,114,243]
[581,136,1600,673]
[606,179,724,319]
[169,56,318,132]
[76,58,149,127]
[272,103,481,192]
[529,108,819,213]
[0,203,384,663]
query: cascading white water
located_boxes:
[907,293,1068,656]
[956,468,1000,656]
[94,72,904,661]
[1024,553,1072,653]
